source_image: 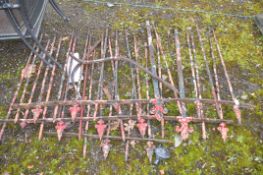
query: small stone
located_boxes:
[106,2,115,7]
[174,134,182,147]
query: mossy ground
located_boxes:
[0,0,263,174]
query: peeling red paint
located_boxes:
[95,120,107,140]
[55,121,67,141]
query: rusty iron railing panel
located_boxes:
[0,21,253,162]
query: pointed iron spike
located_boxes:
[95,119,107,140]
[146,141,155,163]
[55,121,66,141]
[217,122,229,142]
[57,130,63,141]
[31,107,43,123]
[137,118,148,137]
[101,139,111,159]
[69,104,81,122]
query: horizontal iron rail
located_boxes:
[11,98,253,109]
[0,115,233,124]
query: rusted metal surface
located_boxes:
[187,28,207,139]
[0,22,253,161]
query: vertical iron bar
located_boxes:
[212,28,241,124]
[114,31,125,141]
[39,37,62,139]
[14,35,43,123]
[174,29,187,117]
[94,30,108,120]
[85,50,95,130]
[79,35,90,140]
[145,42,152,138]
[83,43,96,158]
[146,21,160,99]
[52,35,73,121]
[108,36,114,118]
[154,27,163,98]
[208,30,224,120]
[195,23,222,121]
[125,31,137,161]
[105,37,115,139]
[187,28,207,139]
[155,28,183,116]
[153,25,165,137]
[36,37,56,103]
[60,37,77,120]
[23,39,52,120]
[134,36,142,100]
[125,31,136,107]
